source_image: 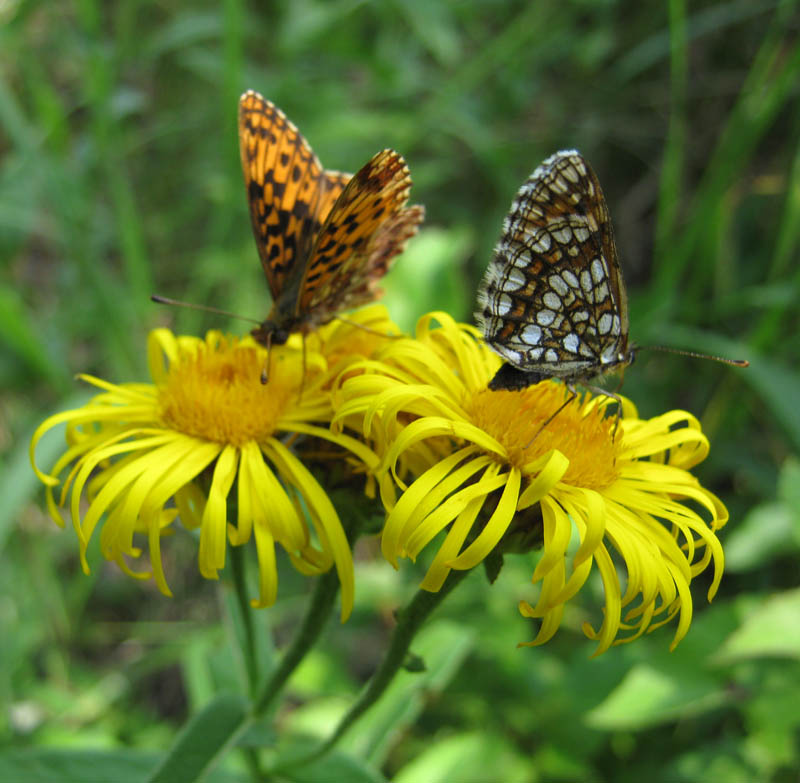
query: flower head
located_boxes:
[30,324,387,620]
[334,312,727,653]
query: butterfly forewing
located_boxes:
[238,91,350,301]
[477,150,631,387]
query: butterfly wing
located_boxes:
[238,90,350,301]
[293,149,424,321]
[477,150,629,382]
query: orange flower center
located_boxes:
[467,382,621,489]
[158,338,299,446]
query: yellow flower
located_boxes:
[306,304,403,382]
[334,312,728,653]
[30,327,382,620]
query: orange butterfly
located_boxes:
[238,90,424,351]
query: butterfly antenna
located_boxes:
[640,345,749,367]
[298,335,307,400]
[151,294,261,325]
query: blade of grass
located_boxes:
[652,323,800,452]
[614,0,777,82]
[654,0,688,268]
[78,0,153,322]
[653,0,800,301]
[0,289,72,389]
[750,119,800,349]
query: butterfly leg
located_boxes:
[585,384,625,443]
[297,334,307,400]
[260,331,273,385]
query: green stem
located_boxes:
[229,544,259,695]
[283,567,470,769]
[252,567,341,716]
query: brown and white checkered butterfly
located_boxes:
[477,150,634,392]
[477,149,747,399]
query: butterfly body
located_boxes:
[477,150,635,391]
[239,90,424,348]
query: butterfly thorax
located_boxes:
[250,282,335,346]
[251,293,297,346]
[251,292,306,346]
[251,321,292,347]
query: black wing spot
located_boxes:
[292,200,310,218]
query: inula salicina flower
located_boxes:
[333,312,727,654]
[30,306,398,620]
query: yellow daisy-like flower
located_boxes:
[30,323,384,621]
[333,312,728,653]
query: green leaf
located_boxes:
[741,356,800,453]
[0,288,67,386]
[146,693,250,783]
[270,743,387,783]
[724,502,798,572]
[777,455,800,510]
[382,227,474,330]
[585,663,729,730]
[281,620,475,766]
[714,588,800,663]
[725,456,800,572]
[393,731,528,783]
[342,620,475,763]
[0,749,246,783]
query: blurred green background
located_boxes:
[3,0,800,781]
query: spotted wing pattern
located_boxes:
[476,150,633,390]
[238,90,424,345]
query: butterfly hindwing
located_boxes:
[296,149,424,318]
